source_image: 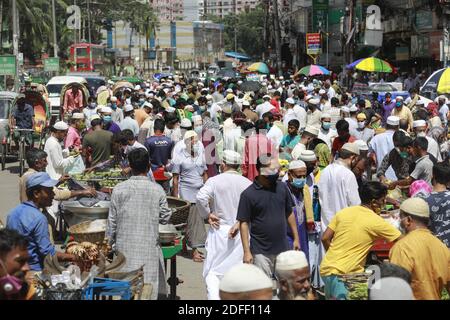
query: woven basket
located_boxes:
[68,220,106,244]
[167,197,190,226]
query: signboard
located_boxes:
[44,57,60,72]
[312,0,329,32]
[306,33,322,55]
[415,10,433,30]
[395,47,409,61]
[0,55,16,76]
[411,35,430,58]
[246,73,260,82]
[18,53,23,66]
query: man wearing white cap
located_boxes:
[275,250,313,300]
[390,197,450,300]
[99,105,121,135]
[196,150,252,300]
[44,121,76,180]
[306,99,322,129]
[413,120,442,162]
[369,116,399,181]
[318,142,361,229]
[109,96,124,123]
[219,263,274,300]
[120,105,139,136]
[436,95,449,127]
[65,113,84,151]
[318,113,337,150]
[291,126,319,160]
[255,95,275,119]
[391,96,414,130]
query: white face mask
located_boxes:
[358,121,366,129]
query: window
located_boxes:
[76,47,88,57]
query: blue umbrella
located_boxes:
[346,59,363,70]
[225,51,251,62]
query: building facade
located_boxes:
[199,0,259,18]
[150,0,185,21]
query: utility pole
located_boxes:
[52,0,58,57]
[0,0,3,55]
[263,0,268,61]
[348,0,355,65]
[12,0,18,90]
[272,0,283,76]
[87,0,91,43]
[233,0,237,53]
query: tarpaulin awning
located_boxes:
[224,51,251,61]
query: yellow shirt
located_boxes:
[389,228,450,300]
[320,206,401,276]
[391,107,414,129]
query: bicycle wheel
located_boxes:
[1,143,6,171]
[19,140,25,176]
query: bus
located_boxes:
[69,43,117,77]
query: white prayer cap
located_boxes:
[206,94,213,101]
[416,99,424,106]
[192,115,202,123]
[90,114,101,121]
[308,98,320,106]
[124,105,134,113]
[223,150,242,165]
[100,106,113,113]
[275,250,309,272]
[237,80,243,85]
[304,126,319,137]
[163,88,170,94]
[226,88,234,93]
[354,140,369,151]
[298,150,317,162]
[167,107,176,113]
[183,130,197,141]
[134,85,141,91]
[268,85,273,90]
[288,160,306,170]
[184,105,194,112]
[350,105,359,112]
[341,142,360,156]
[400,197,430,218]
[395,96,404,101]
[413,120,427,128]
[279,76,284,80]
[107,80,114,85]
[286,97,295,105]
[321,113,331,120]
[341,106,350,113]
[242,100,250,107]
[110,96,118,102]
[219,264,273,293]
[198,82,205,87]
[71,113,84,120]
[369,277,414,300]
[319,89,326,95]
[438,95,447,100]
[180,118,192,128]
[386,116,400,126]
[262,82,268,87]
[263,95,271,99]
[53,121,69,131]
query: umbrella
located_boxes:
[346,59,364,69]
[421,68,450,94]
[247,62,270,74]
[354,57,392,73]
[240,81,262,92]
[225,51,252,61]
[216,69,239,79]
[295,65,330,77]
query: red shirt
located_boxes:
[270,98,281,112]
[242,134,275,181]
[331,135,356,155]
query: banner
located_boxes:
[0,55,16,76]
[312,0,329,32]
[306,33,322,55]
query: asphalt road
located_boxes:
[0,161,207,300]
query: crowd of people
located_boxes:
[1,72,450,300]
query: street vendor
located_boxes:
[6,172,76,272]
[320,181,401,300]
[62,85,84,119]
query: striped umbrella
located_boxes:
[247,62,270,74]
[295,65,331,77]
[421,68,450,94]
[354,57,392,73]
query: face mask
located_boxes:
[192,144,200,154]
[396,102,402,108]
[103,115,112,123]
[0,260,23,296]
[194,126,203,135]
[358,121,366,129]
[322,122,331,131]
[291,178,306,189]
[89,102,97,109]
[111,103,117,110]
[200,105,206,111]
[416,132,426,138]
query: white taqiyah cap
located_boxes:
[288,160,306,170]
[71,113,84,120]
[308,98,320,106]
[226,88,234,93]
[180,118,192,128]
[53,121,69,131]
[90,114,101,121]
[341,142,360,156]
[167,107,176,113]
[237,80,243,85]
[263,95,271,99]
[354,140,369,151]
[242,100,250,106]
[416,99,424,106]
[341,106,350,113]
[183,130,198,141]
[304,126,319,136]
[110,96,118,102]
[134,85,141,91]
[275,250,309,271]
[319,89,326,95]
[163,88,170,94]
[223,150,242,165]
[298,150,317,162]
[321,113,331,119]
[395,96,404,101]
[219,264,273,293]
[387,116,400,126]
[142,102,153,109]
[101,106,113,113]
[400,197,430,218]
[369,277,414,300]
[286,97,295,105]
[124,104,134,112]
[206,95,213,101]
[350,105,359,112]
[413,120,427,128]
[184,105,194,111]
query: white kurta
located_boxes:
[369,130,396,181]
[291,143,306,160]
[267,125,284,150]
[294,105,307,130]
[196,171,252,300]
[255,101,275,118]
[318,160,361,229]
[44,135,75,180]
[318,128,338,149]
[426,136,442,162]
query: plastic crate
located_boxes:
[83,277,132,300]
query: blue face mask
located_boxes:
[103,115,112,123]
[396,102,402,108]
[291,178,306,189]
[322,122,331,130]
[111,103,117,110]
